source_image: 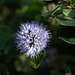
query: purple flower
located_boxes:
[16,22,51,58]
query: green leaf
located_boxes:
[29,50,45,69]
[55,17,75,26]
[42,10,62,17]
[59,37,75,44]
[42,4,62,17]
[64,64,72,74]
[51,70,64,75]
[0,26,13,49]
[63,9,75,17]
[42,11,52,17]
[54,10,62,15]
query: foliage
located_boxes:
[42,0,75,75]
[0,0,75,75]
[42,0,75,46]
[29,50,46,69]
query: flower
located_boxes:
[16,22,51,58]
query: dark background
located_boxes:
[0,0,75,75]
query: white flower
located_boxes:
[16,22,51,58]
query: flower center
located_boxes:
[29,35,35,47]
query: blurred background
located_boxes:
[0,0,75,75]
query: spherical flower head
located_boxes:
[16,22,51,58]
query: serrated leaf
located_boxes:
[29,50,45,69]
[59,37,75,44]
[64,64,72,74]
[63,9,75,17]
[0,26,13,49]
[51,70,64,75]
[55,17,75,26]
